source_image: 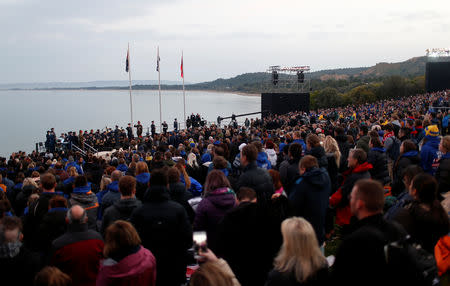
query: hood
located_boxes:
[402,150,419,158]
[143,185,170,202]
[256,152,270,168]
[206,187,236,209]
[73,183,92,194]
[300,167,330,188]
[352,162,373,173]
[266,149,276,156]
[70,192,98,207]
[136,172,150,184]
[117,164,128,172]
[371,147,386,153]
[101,247,155,278]
[63,176,75,186]
[107,181,120,192]
[169,182,187,195]
[424,136,440,148]
[307,146,326,158]
[113,198,142,213]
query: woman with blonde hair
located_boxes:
[175,159,203,197]
[265,217,329,286]
[97,220,156,286]
[323,135,340,193]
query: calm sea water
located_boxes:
[0,89,260,157]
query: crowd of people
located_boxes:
[1,90,450,286]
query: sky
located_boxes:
[1,0,450,84]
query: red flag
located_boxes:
[181,53,184,78]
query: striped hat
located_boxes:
[425,125,439,137]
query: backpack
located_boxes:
[387,136,401,161]
[383,234,439,286]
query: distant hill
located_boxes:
[0,80,184,90]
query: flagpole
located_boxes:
[128,43,134,126]
[182,50,186,130]
[158,46,162,133]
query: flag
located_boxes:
[181,53,184,78]
[125,48,129,72]
[156,47,160,72]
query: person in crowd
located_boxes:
[175,160,203,196]
[63,166,78,194]
[97,220,156,286]
[305,134,328,169]
[356,125,370,153]
[292,131,306,151]
[323,135,340,193]
[135,162,150,201]
[252,141,272,170]
[367,134,390,186]
[265,217,329,286]
[51,205,104,286]
[391,139,421,196]
[0,216,42,286]
[265,140,278,168]
[289,155,331,246]
[385,165,423,221]
[278,143,303,195]
[332,179,409,286]
[14,177,38,216]
[421,124,440,174]
[435,135,450,195]
[190,247,241,286]
[268,169,285,196]
[34,266,72,286]
[168,167,195,223]
[393,173,450,253]
[100,170,123,217]
[334,127,351,172]
[236,144,274,206]
[38,195,68,255]
[330,149,373,226]
[101,175,141,234]
[130,169,192,286]
[54,162,69,182]
[116,158,128,174]
[65,156,83,175]
[194,170,236,252]
[69,175,99,230]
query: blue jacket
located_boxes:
[116,164,128,173]
[201,153,212,163]
[136,172,150,184]
[256,152,271,170]
[180,175,203,197]
[65,161,83,175]
[289,167,331,245]
[420,136,440,174]
[293,139,306,152]
[99,181,120,219]
[443,115,449,128]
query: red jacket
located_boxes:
[330,162,373,226]
[96,246,157,286]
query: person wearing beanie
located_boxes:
[421,125,440,174]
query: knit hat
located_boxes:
[425,125,439,137]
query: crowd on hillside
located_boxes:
[0,90,450,286]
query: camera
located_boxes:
[193,231,207,258]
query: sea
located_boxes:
[0,89,261,157]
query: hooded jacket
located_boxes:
[194,187,237,251]
[391,151,421,196]
[330,162,373,226]
[436,153,450,194]
[169,182,195,223]
[130,185,192,286]
[421,135,440,174]
[367,147,390,185]
[101,181,121,216]
[256,151,272,170]
[135,172,150,200]
[237,161,274,206]
[101,198,142,234]
[306,146,328,169]
[289,167,331,245]
[97,246,156,286]
[70,184,99,230]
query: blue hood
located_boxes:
[425,136,440,148]
[402,150,419,157]
[136,172,150,184]
[107,181,120,192]
[117,164,128,172]
[256,152,271,169]
[73,183,92,193]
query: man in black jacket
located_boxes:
[236,144,274,206]
[101,175,142,234]
[332,179,407,286]
[278,143,302,196]
[130,169,192,286]
[289,155,331,245]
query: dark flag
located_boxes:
[125,49,129,72]
[156,47,160,72]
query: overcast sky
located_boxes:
[1,0,449,84]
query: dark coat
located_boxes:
[289,167,331,245]
[101,198,142,234]
[130,185,192,286]
[265,267,329,286]
[279,158,300,196]
[169,182,195,223]
[306,146,328,169]
[332,214,407,286]
[70,186,99,230]
[38,207,68,255]
[393,201,450,253]
[391,151,421,196]
[356,135,370,153]
[325,153,339,193]
[101,181,121,215]
[217,202,283,286]
[335,134,351,172]
[51,223,104,286]
[420,136,440,174]
[436,154,450,194]
[0,245,42,286]
[135,172,150,201]
[367,148,390,185]
[237,162,274,206]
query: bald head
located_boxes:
[67,205,87,224]
[111,170,123,182]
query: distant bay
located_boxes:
[0,90,260,157]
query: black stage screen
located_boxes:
[426,62,450,93]
[261,93,310,118]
